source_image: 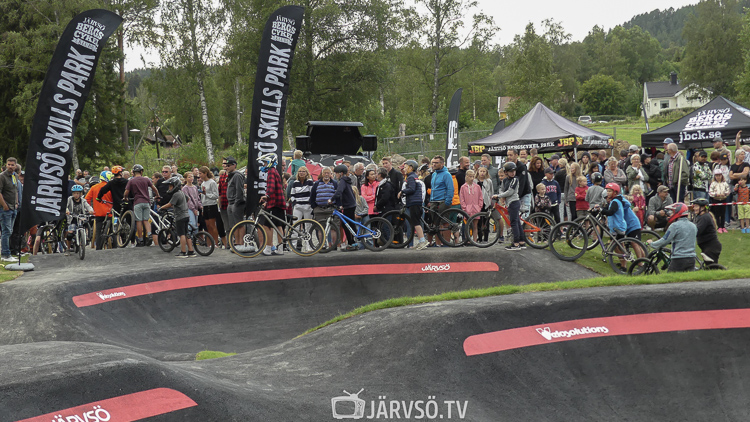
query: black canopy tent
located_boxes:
[468,102,613,156]
[641,96,750,148]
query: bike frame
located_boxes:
[493,202,543,235]
[331,209,376,240]
[581,212,637,260]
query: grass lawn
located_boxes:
[0,255,31,283]
[589,122,669,146]
[196,351,237,360]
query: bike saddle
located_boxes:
[701,253,714,264]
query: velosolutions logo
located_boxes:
[536,326,609,341]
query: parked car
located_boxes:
[578,115,592,124]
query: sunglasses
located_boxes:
[162,170,170,173]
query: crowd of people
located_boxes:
[0,130,747,266]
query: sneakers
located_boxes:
[519,243,527,250]
[415,240,429,250]
[505,244,521,251]
[272,247,284,256]
[176,251,189,258]
[1,255,18,262]
[262,247,273,256]
[344,245,358,252]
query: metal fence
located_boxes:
[378,130,494,160]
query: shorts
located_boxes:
[134,203,151,221]
[230,202,246,225]
[625,229,641,240]
[175,218,189,237]
[203,204,220,220]
[408,204,423,229]
[739,204,750,220]
[259,207,286,228]
[429,201,450,216]
[668,256,696,273]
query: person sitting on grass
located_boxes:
[64,185,93,255]
[647,203,697,272]
[159,177,195,258]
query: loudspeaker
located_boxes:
[362,135,377,151]
[296,135,311,152]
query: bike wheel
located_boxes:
[77,230,86,260]
[573,216,601,250]
[548,222,588,261]
[287,219,324,256]
[116,211,134,248]
[318,217,340,253]
[606,237,648,275]
[382,210,414,249]
[705,263,727,270]
[193,231,215,256]
[627,258,652,275]
[362,217,394,252]
[101,221,115,250]
[640,229,661,244]
[228,220,265,258]
[158,229,178,252]
[524,212,554,249]
[467,212,500,248]
[41,227,59,254]
[437,208,469,247]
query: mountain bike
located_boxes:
[229,207,325,258]
[98,200,131,249]
[627,247,727,275]
[319,207,394,253]
[549,208,648,274]
[37,219,67,254]
[573,211,661,251]
[465,199,554,248]
[381,204,468,248]
[67,214,92,260]
[157,211,216,256]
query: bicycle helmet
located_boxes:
[503,162,517,172]
[71,184,84,193]
[111,165,124,176]
[333,164,349,174]
[591,172,603,184]
[404,160,419,171]
[666,202,689,224]
[691,197,709,208]
[99,171,113,182]
[605,182,621,194]
[257,153,278,172]
[418,164,429,173]
[132,164,144,173]
[165,176,182,193]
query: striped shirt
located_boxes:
[290,180,314,206]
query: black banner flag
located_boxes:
[20,9,122,235]
[446,88,463,168]
[245,5,305,216]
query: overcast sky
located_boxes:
[124,0,699,72]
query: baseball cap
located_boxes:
[663,138,674,145]
[713,136,724,144]
[544,167,554,174]
[629,145,639,152]
[550,154,560,160]
[657,185,669,193]
[224,156,237,165]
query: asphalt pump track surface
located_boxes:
[2,247,750,420]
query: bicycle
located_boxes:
[628,247,727,275]
[548,208,648,274]
[157,210,216,256]
[229,207,325,258]
[318,207,394,253]
[381,204,468,248]
[36,219,67,254]
[573,211,661,251]
[67,214,92,260]
[98,200,132,249]
[465,199,554,248]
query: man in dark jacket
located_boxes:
[381,156,404,196]
[374,168,397,215]
[97,165,129,213]
[225,157,245,231]
[332,164,357,251]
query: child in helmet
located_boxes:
[331,163,357,251]
[65,185,93,255]
[494,161,522,251]
[159,177,195,258]
[585,172,606,209]
[647,203,698,272]
[257,153,286,256]
[691,197,722,264]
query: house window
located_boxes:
[660,100,670,109]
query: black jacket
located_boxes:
[374,178,397,214]
[332,175,356,209]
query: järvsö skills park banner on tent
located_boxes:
[245,6,304,216]
[20,9,122,235]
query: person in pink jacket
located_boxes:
[460,169,483,241]
[361,169,379,217]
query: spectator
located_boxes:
[310,167,338,232]
[0,157,19,262]
[199,166,222,248]
[547,154,562,173]
[630,184,646,228]
[662,142,689,203]
[729,150,749,225]
[575,175,589,218]
[507,149,532,217]
[709,168,730,232]
[617,150,630,172]
[9,164,24,255]
[381,156,403,197]
[604,158,627,193]
[428,155,453,216]
[476,166,497,242]
[225,157,246,245]
[459,169,482,241]
[713,136,732,163]
[361,169,378,217]
[692,151,712,201]
[480,154,499,194]
[182,171,201,232]
[563,162,582,221]
[642,153,661,200]
[290,150,305,177]
[399,160,427,249]
[352,162,365,191]
[542,167,562,223]
[555,158,568,221]
[734,175,749,233]
[534,183,552,215]
[528,156,545,191]
[495,162,522,250]
[159,177,195,258]
[579,152,592,175]
[373,167,397,215]
[289,166,314,222]
[122,164,159,246]
[626,154,649,194]
[647,185,673,231]
[455,156,470,189]
[586,172,606,209]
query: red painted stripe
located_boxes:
[464,308,750,356]
[16,388,197,422]
[73,262,499,308]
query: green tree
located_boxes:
[579,74,627,115]
[681,0,744,97]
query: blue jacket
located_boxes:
[332,175,356,209]
[430,167,454,205]
[401,172,423,207]
[541,178,561,205]
[603,195,640,235]
[651,218,697,258]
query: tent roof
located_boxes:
[641,96,750,148]
[468,102,613,156]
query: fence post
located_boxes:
[613,127,617,141]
